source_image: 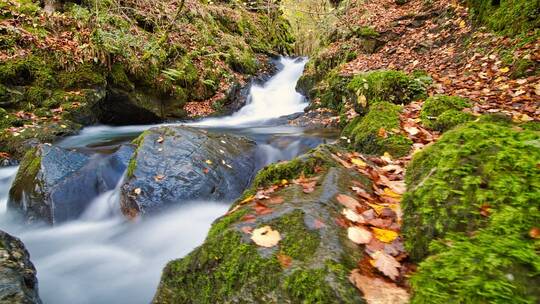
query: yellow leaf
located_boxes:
[351,158,367,168]
[205,159,213,165]
[367,202,386,215]
[239,195,255,205]
[281,179,289,186]
[372,227,399,243]
[383,187,402,199]
[459,20,466,28]
[499,67,510,73]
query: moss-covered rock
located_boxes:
[342,101,412,157]
[402,121,540,303]
[347,70,429,106]
[467,0,540,36]
[420,95,474,131]
[153,146,366,303]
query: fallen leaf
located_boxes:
[529,227,540,239]
[313,218,326,229]
[267,196,284,204]
[342,208,365,223]
[241,226,253,234]
[372,228,399,243]
[351,158,367,167]
[205,159,213,165]
[251,226,281,247]
[336,194,362,210]
[133,188,141,195]
[381,152,393,163]
[253,202,273,215]
[370,251,400,280]
[241,214,257,223]
[157,136,164,143]
[349,270,409,304]
[154,174,165,182]
[277,253,292,268]
[348,226,373,245]
[404,126,420,136]
[499,67,510,73]
[378,127,388,138]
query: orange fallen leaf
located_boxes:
[267,196,284,204]
[277,253,292,268]
[378,127,388,138]
[253,202,273,215]
[529,227,540,239]
[251,226,281,247]
[336,194,362,211]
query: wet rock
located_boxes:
[0,230,41,304]
[120,126,257,218]
[8,144,134,224]
[153,145,366,303]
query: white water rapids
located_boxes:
[0,57,318,303]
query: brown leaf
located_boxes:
[349,270,409,304]
[241,214,257,223]
[336,194,362,211]
[253,202,273,215]
[342,208,366,223]
[154,174,165,182]
[277,253,292,268]
[370,251,401,280]
[267,196,285,204]
[313,218,326,229]
[529,227,540,239]
[251,226,281,248]
[378,127,388,138]
[241,226,253,234]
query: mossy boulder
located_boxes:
[402,121,540,303]
[0,230,42,304]
[120,126,257,218]
[467,0,540,36]
[420,95,474,131]
[347,70,429,107]
[342,101,412,157]
[8,144,134,224]
[153,146,366,303]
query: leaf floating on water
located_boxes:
[349,270,409,304]
[372,228,399,243]
[251,226,281,248]
[370,251,400,280]
[133,188,141,195]
[154,174,165,182]
[156,136,164,143]
[205,159,213,165]
[348,226,373,245]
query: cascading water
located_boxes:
[0,57,333,304]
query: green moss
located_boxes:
[467,0,540,36]
[226,48,258,75]
[342,101,412,157]
[404,121,540,302]
[272,210,320,261]
[521,121,540,131]
[420,95,473,131]
[58,65,106,89]
[109,63,134,90]
[282,268,335,303]
[253,156,323,188]
[403,121,540,259]
[347,70,428,105]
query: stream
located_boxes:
[0,57,336,303]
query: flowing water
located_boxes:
[0,57,336,303]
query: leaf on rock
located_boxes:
[157,136,164,143]
[251,226,281,248]
[349,270,409,304]
[348,226,373,245]
[133,188,141,195]
[241,226,253,234]
[267,196,285,204]
[372,228,399,243]
[337,194,362,211]
[342,208,365,223]
[277,253,292,268]
[253,202,273,215]
[351,158,367,168]
[370,251,400,280]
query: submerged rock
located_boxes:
[8,144,134,224]
[0,230,41,304]
[152,146,366,303]
[120,126,257,218]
